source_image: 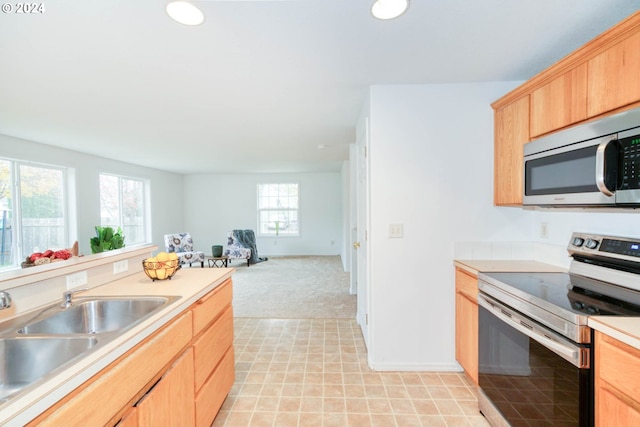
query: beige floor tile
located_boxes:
[247,412,276,427]
[224,319,487,427]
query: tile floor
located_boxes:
[212,318,490,427]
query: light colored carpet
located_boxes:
[229,256,356,319]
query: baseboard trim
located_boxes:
[366,361,463,372]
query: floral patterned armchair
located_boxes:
[163,232,205,268]
[224,231,252,266]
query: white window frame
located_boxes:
[98,173,151,246]
[0,158,75,270]
[257,183,300,237]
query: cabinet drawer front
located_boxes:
[597,332,640,402]
[195,347,235,427]
[193,278,233,335]
[455,269,478,300]
[193,306,234,391]
[31,311,193,427]
[597,384,640,427]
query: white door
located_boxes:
[355,117,369,348]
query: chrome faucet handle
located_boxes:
[62,287,88,308]
[0,290,11,310]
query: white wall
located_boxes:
[183,173,342,257]
[365,82,534,370]
[0,134,184,256]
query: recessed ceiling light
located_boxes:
[166,1,205,26]
[371,0,409,20]
[317,144,328,150]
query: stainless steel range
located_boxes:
[477,232,640,427]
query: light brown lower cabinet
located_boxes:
[455,268,478,384]
[595,331,640,427]
[137,347,195,427]
[116,407,138,427]
[28,278,235,427]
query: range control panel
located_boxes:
[568,232,640,259]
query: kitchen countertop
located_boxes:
[0,267,234,427]
[454,259,567,276]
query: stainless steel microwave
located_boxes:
[523,106,640,207]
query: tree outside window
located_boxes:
[0,159,69,269]
[99,174,148,245]
[257,183,299,236]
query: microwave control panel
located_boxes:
[618,132,640,190]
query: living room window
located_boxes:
[0,158,71,269]
[257,183,299,236]
[99,173,149,245]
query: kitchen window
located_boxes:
[0,158,72,269]
[257,183,299,236]
[99,173,150,245]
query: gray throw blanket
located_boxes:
[232,229,267,264]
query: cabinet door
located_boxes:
[595,331,640,426]
[115,408,138,427]
[137,348,195,427]
[455,269,478,384]
[588,31,640,117]
[455,292,478,384]
[530,64,588,137]
[494,96,529,206]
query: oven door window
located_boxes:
[478,305,592,426]
[525,145,599,196]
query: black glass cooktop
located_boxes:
[480,271,640,316]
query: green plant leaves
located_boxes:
[90,226,125,254]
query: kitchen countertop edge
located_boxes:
[589,316,640,351]
[454,259,568,276]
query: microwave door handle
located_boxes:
[595,137,616,197]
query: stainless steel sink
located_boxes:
[0,337,97,401]
[18,297,170,335]
[0,295,180,406]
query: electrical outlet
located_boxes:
[66,271,88,289]
[389,223,404,238]
[113,260,128,274]
[540,222,549,239]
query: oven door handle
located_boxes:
[478,294,589,368]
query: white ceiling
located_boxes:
[0,1,637,174]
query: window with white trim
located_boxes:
[99,173,149,245]
[257,183,299,236]
[0,158,70,269]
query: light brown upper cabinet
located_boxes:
[587,31,640,118]
[494,96,529,206]
[530,64,588,138]
[492,11,640,206]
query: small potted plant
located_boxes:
[90,226,125,254]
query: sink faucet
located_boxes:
[62,287,88,308]
[0,290,11,310]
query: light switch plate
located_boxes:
[389,223,404,238]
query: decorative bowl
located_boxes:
[142,259,180,281]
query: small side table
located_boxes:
[207,255,229,268]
